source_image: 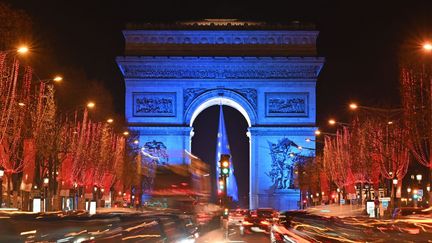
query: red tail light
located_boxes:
[260,220,270,225]
[242,221,254,226]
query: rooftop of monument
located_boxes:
[126,19,316,30]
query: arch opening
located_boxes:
[191,104,250,208]
[189,97,252,127]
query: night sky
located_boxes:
[4,0,432,204]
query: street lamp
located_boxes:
[87,102,96,109]
[0,167,4,208]
[43,176,49,211]
[349,103,358,110]
[416,174,422,182]
[328,119,336,125]
[314,130,321,136]
[107,118,114,124]
[392,178,398,207]
[53,76,63,82]
[123,131,129,136]
[38,76,63,84]
[407,187,412,193]
[423,42,432,52]
[17,46,29,54]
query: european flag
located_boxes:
[216,105,239,202]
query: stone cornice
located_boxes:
[126,20,315,30]
[116,56,324,79]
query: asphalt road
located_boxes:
[2,210,432,242]
[198,225,270,243]
[285,211,432,242]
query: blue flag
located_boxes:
[216,105,239,202]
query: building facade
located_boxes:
[117,19,324,210]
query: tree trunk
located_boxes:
[6,173,11,207]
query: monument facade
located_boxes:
[117,19,324,210]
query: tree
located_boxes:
[400,63,432,202]
[0,54,33,207]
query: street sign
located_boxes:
[379,197,391,209]
[366,201,375,218]
[418,189,423,197]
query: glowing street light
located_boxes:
[18,102,25,107]
[423,42,432,52]
[86,102,95,109]
[349,103,358,110]
[314,130,321,136]
[416,174,422,182]
[392,178,398,185]
[407,187,412,193]
[107,118,114,124]
[123,131,129,136]
[133,140,139,144]
[53,76,63,82]
[328,119,336,125]
[17,46,29,54]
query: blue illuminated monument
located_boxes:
[216,105,238,202]
[117,19,324,211]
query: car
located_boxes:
[240,208,278,235]
[270,211,314,243]
[228,209,249,227]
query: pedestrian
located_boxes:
[374,196,380,218]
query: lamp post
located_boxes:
[93,185,98,207]
[43,176,49,212]
[0,167,4,208]
[392,178,398,208]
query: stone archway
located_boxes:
[117,20,324,210]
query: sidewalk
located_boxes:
[305,204,365,217]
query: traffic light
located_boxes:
[220,154,230,176]
[219,179,225,190]
[223,208,229,218]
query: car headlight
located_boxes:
[177,237,196,243]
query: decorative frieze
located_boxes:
[118,57,323,79]
[124,30,318,46]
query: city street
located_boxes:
[198,227,270,243]
[3,2,432,243]
[2,208,432,242]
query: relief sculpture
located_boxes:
[266,138,298,190]
[266,92,308,117]
[133,92,176,117]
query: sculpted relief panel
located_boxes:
[265,92,308,117]
[266,138,298,190]
[133,92,176,117]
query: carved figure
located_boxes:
[266,138,297,189]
